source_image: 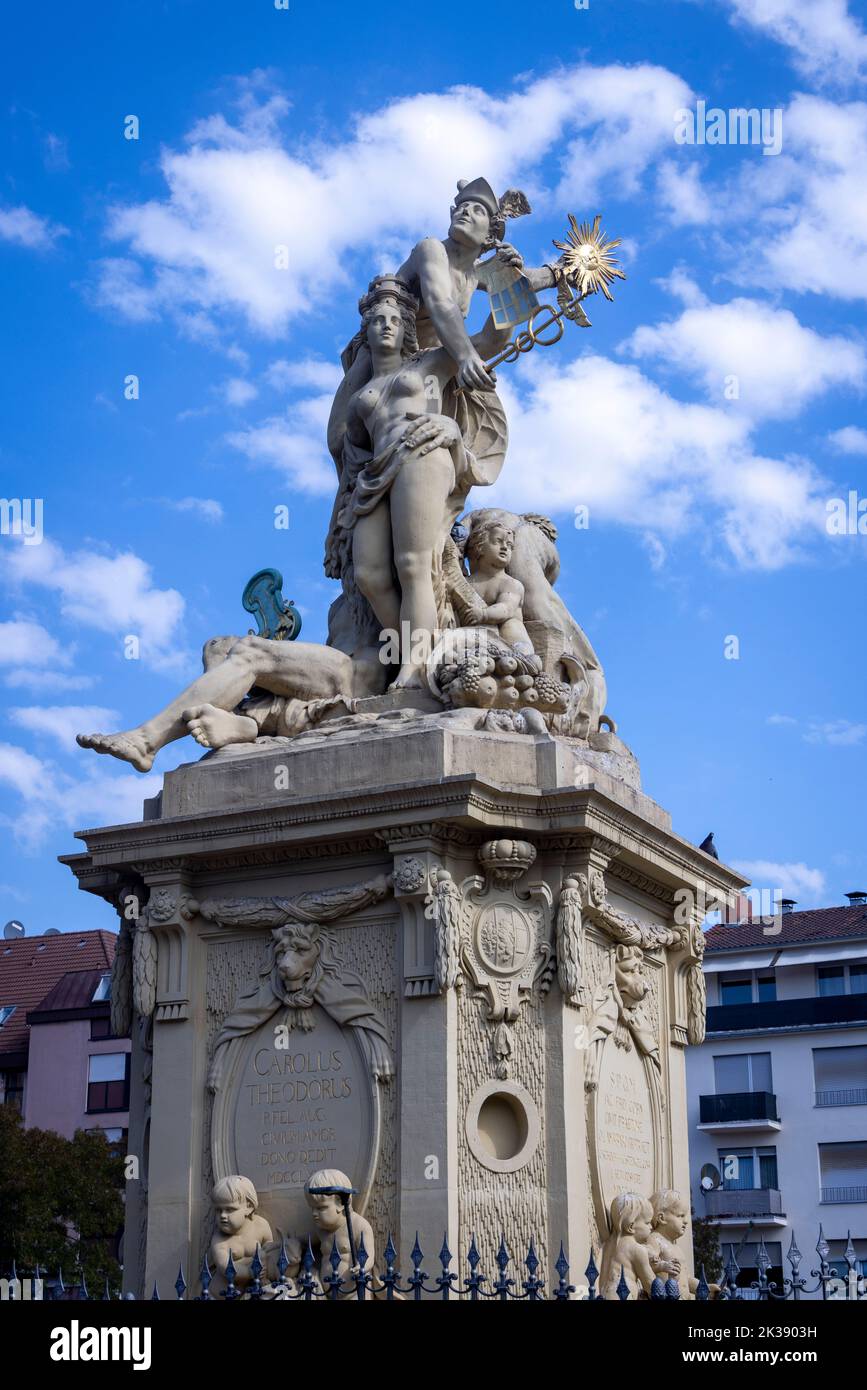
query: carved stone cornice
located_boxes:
[609,864,678,907]
[64,777,748,911]
[377,822,479,851]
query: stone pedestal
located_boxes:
[63,712,745,1297]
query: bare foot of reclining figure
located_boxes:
[76,635,386,770]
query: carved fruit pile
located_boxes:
[435,650,570,713]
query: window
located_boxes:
[718,1146,778,1190]
[818,963,867,997]
[86,1126,128,1157]
[828,1255,867,1279]
[819,1141,867,1203]
[757,975,777,1002]
[0,1004,16,1027]
[722,1241,783,1289]
[1,1071,24,1108]
[90,1016,115,1041]
[713,1052,773,1095]
[818,966,846,997]
[719,976,753,1006]
[86,1053,129,1113]
[91,974,111,1003]
[813,1046,867,1106]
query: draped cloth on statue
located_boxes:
[208,941,392,1091]
[203,877,393,1090]
[323,342,508,638]
[211,943,390,1057]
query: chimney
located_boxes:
[845,891,867,907]
[780,898,797,915]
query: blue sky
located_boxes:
[0,0,865,933]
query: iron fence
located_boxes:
[3,1224,866,1302]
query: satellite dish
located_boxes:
[700,1162,721,1192]
[3,921,24,941]
[44,927,60,937]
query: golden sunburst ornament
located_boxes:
[553,213,626,302]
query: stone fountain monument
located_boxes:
[65,178,746,1298]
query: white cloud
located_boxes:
[766,712,867,744]
[482,352,830,568]
[804,718,867,746]
[8,705,120,751]
[733,95,867,303]
[655,268,708,308]
[0,620,72,669]
[0,204,67,250]
[222,377,258,407]
[655,161,712,226]
[43,132,70,173]
[1,538,189,673]
[4,670,96,693]
[0,741,161,850]
[161,496,224,523]
[722,0,867,86]
[829,425,867,455]
[731,857,827,904]
[265,358,342,392]
[95,63,691,334]
[227,378,337,495]
[90,258,159,321]
[624,297,866,421]
[642,533,667,570]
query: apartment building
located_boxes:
[686,894,867,1294]
[0,926,129,1149]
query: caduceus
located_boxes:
[483,213,625,372]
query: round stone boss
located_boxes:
[465,1079,541,1173]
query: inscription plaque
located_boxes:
[588,1036,660,1233]
[212,1003,380,1237]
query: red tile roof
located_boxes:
[29,968,108,1017]
[705,905,867,954]
[0,930,115,1058]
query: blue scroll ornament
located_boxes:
[241,568,302,642]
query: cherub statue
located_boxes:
[599,1192,656,1299]
[209,1175,274,1289]
[305,1168,375,1294]
[449,516,538,664]
[648,1189,720,1300]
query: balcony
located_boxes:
[704,1187,787,1225]
[699,1091,780,1132]
[707,992,867,1035]
[815,1087,867,1108]
[820,1185,867,1204]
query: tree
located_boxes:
[692,1206,723,1283]
[0,1106,124,1293]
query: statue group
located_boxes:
[77,177,619,771]
[68,178,744,1300]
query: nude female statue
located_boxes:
[328,274,510,687]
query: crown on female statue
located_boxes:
[454,178,532,241]
[358,274,419,318]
